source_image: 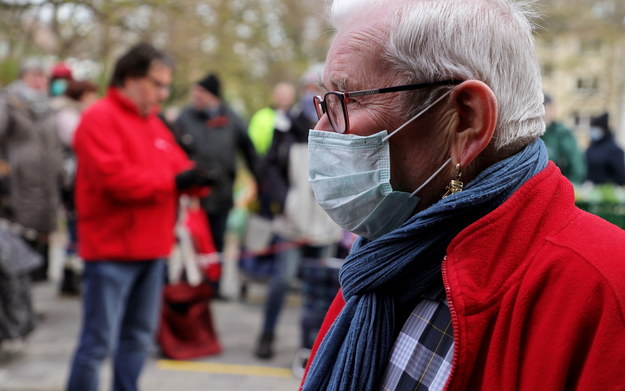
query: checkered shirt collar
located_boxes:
[379,290,454,391]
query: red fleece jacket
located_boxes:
[303,163,625,390]
[74,88,192,261]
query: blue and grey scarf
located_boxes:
[302,139,548,391]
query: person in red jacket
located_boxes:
[66,43,213,391]
[301,1,625,390]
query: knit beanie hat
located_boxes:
[590,112,609,133]
[51,62,73,79]
[197,73,221,98]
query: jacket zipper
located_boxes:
[441,255,460,391]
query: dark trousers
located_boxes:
[206,211,229,253]
[25,238,49,282]
[206,210,229,295]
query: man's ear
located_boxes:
[449,80,497,168]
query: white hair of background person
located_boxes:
[327,0,545,152]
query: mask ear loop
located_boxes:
[378,88,455,198]
[382,89,455,143]
[410,158,452,197]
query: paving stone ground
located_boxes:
[0,232,304,391]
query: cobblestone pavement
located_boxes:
[0,233,304,391]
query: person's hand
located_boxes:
[175,167,216,190]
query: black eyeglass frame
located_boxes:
[313,79,464,133]
[146,74,170,92]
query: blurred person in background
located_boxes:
[174,72,260,299]
[49,62,74,97]
[0,58,63,282]
[541,93,586,185]
[54,80,99,146]
[248,82,296,157]
[51,79,99,295]
[66,43,213,391]
[253,65,341,360]
[301,0,625,390]
[585,112,625,186]
[238,82,296,302]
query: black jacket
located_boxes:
[174,104,259,213]
[585,135,625,185]
[257,107,313,218]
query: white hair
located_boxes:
[19,57,46,77]
[328,0,545,151]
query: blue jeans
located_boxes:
[261,238,335,335]
[66,259,165,391]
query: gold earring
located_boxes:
[443,163,463,198]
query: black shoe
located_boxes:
[255,333,274,359]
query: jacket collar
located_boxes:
[107,88,137,113]
[445,162,577,310]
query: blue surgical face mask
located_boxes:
[590,126,604,141]
[50,79,68,97]
[308,90,453,240]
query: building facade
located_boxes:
[537,0,625,148]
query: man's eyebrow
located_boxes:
[316,81,328,93]
[323,78,348,92]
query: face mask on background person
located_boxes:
[50,79,68,97]
[589,126,604,142]
[308,90,453,240]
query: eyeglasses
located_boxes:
[313,79,463,133]
[146,75,170,92]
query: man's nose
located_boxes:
[159,89,170,102]
[313,114,333,132]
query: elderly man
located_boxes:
[66,43,211,391]
[302,1,625,390]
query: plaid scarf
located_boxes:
[302,139,548,391]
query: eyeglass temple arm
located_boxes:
[347,79,464,98]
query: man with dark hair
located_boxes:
[66,43,212,391]
[109,43,175,89]
[174,72,259,297]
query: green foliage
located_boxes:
[575,184,625,228]
[0,0,331,118]
[0,59,20,87]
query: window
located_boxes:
[576,77,599,93]
[580,39,602,54]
